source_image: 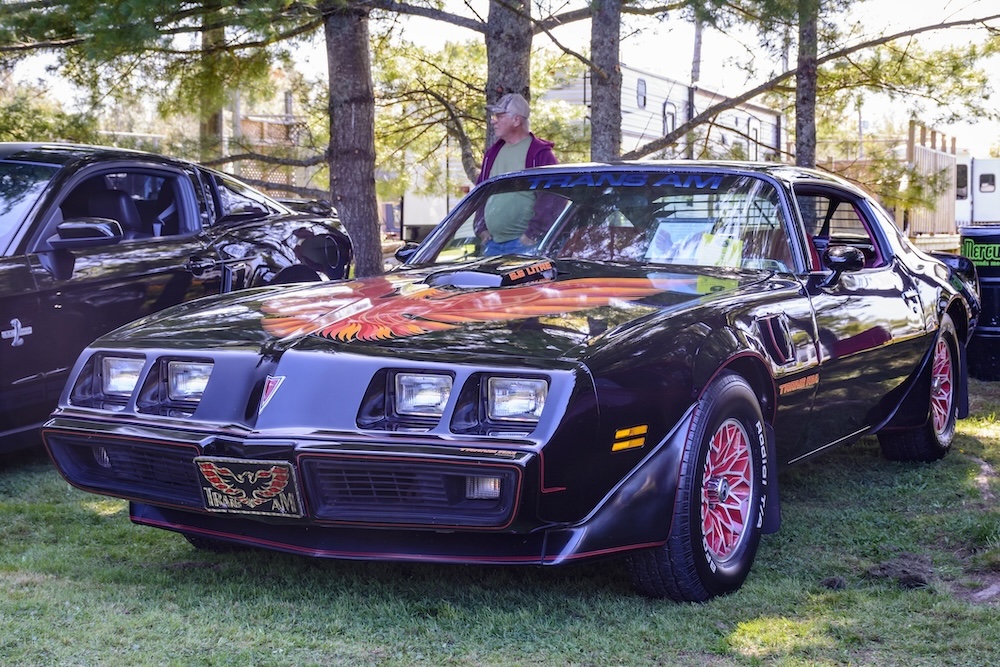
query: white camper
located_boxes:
[956,155,1000,226]
[955,154,1000,379]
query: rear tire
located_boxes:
[878,315,958,462]
[627,373,767,601]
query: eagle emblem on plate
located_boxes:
[195,457,303,517]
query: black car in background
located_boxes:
[1,142,351,449]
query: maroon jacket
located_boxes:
[475,133,558,186]
[474,134,558,240]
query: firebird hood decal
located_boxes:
[260,274,677,343]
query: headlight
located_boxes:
[167,361,213,401]
[487,377,547,422]
[101,357,144,397]
[395,373,452,417]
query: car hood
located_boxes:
[101,256,771,360]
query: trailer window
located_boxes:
[956,164,968,200]
[981,173,996,194]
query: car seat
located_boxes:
[152,180,180,236]
[88,190,148,239]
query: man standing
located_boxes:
[475,93,558,256]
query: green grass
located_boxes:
[2,381,1000,666]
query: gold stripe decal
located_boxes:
[779,373,819,395]
[613,424,648,452]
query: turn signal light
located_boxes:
[612,424,648,451]
[465,476,502,500]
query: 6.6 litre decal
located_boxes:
[195,457,304,517]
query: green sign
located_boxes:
[962,238,1000,267]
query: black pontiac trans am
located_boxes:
[43,162,979,601]
[0,142,351,449]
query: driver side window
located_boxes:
[796,192,885,269]
[35,171,190,251]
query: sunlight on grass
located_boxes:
[81,498,128,517]
[958,413,999,440]
[727,616,834,657]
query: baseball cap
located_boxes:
[487,93,530,118]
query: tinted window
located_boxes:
[212,172,284,220]
[0,162,58,251]
[980,173,996,194]
[956,164,968,200]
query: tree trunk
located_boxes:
[795,0,819,167]
[324,5,383,277]
[589,0,622,161]
[199,1,225,162]
[484,0,532,152]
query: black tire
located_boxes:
[878,314,958,462]
[626,373,767,601]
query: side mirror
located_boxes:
[48,218,124,249]
[820,245,865,286]
[394,242,420,264]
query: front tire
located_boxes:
[627,373,767,601]
[878,314,958,462]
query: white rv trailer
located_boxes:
[955,154,1000,379]
[956,155,1000,226]
[546,63,783,161]
[399,64,783,241]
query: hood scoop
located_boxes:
[424,256,557,289]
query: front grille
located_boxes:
[319,468,450,505]
[46,432,204,508]
[300,457,519,528]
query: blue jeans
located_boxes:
[483,237,534,257]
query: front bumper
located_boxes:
[42,416,530,531]
[131,502,565,565]
[43,408,692,566]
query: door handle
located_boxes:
[902,288,920,313]
[185,256,217,275]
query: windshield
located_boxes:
[414,170,795,273]
[0,161,59,251]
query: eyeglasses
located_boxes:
[491,112,509,121]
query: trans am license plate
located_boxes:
[195,457,304,517]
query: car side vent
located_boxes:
[758,315,794,365]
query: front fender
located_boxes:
[540,404,782,564]
[540,406,693,564]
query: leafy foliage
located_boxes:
[371,39,589,199]
[820,40,1000,127]
[0,0,313,139]
[0,81,98,142]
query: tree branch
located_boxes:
[623,12,1000,159]
[366,0,485,33]
[202,151,328,169]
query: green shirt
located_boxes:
[484,138,535,242]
